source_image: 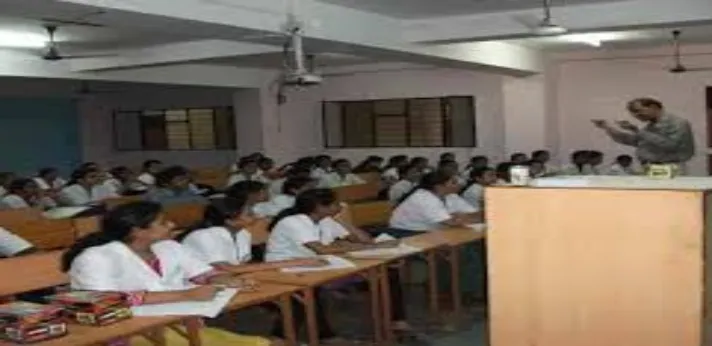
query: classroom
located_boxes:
[0,0,711,345]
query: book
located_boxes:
[0,301,67,344]
[45,291,132,326]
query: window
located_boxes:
[323,96,476,148]
[113,107,236,151]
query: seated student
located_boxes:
[105,166,147,196]
[587,150,604,175]
[352,156,384,174]
[528,160,547,178]
[410,156,432,174]
[266,189,411,338]
[531,150,556,176]
[0,172,15,196]
[559,150,594,176]
[461,167,497,210]
[181,197,323,274]
[137,159,163,187]
[438,159,465,186]
[605,154,639,175]
[310,155,332,180]
[227,157,269,187]
[388,164,421,204]
[226,181,270,217]
[462,155,489,179]
[270,167,311,196]
[63,201,271,346]
[319,159,365,188]
[381,155,409,184]
[389,171,481,234]
[0,178,57,210]
[58,167,118,206]
[495,162,513,184]
[0,227,35,257]
[510,152,529,165]
[440,152,456,163]
[144,166,207,206]
[254,177,316,218]
[34,167,67,192]
[257,157,280,180]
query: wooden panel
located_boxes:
[348,201,393,227]
[487,187,703,346]
[164,203,206,229]
[73,216,101,239]
[333,183,381,203]
[191,167,230,188]
[104,195,144,209]
[356,172,381,184]
[0,212,75,250]
[0,251,66,296]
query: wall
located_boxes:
[502,74,547,155]
[80,86,240,168]
[552,44,712,175]
[265,67,508,165]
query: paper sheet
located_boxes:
[348,234,422,258]
[131,288,237,318]
[280,255,356,273]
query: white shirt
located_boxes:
[388,180,416,203]
[182,226,252,265]
[226,173,269,187]
[34,177,66,190]
[461,183,485,210]
[253,194,295,217]
[266,214,349,262]
[58,184,118,206]
[382,167,399,182]
[389,189,476,231]
[319,172,365,188]
[270,178,286,196]
[137,173,156,186]
[310,167,330,180]
[0,227,33,257]
[604,163,639,176]
[0,186,6,197]
[0,194,30,209]
[70,240,212,292]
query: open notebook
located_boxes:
[348,234,422,259]
[131,288,238,318]
[280,255,356,273]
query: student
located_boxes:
[389,171,481,233]
[34,167,66,191]
[266,189,410,337]
[105,166,147,196]
[510,152,529,165]
[62,201,271,346]
[353,156,384,174]
[495,162,513,184]
[410,157,432,174]
[270,167,311,196]
[528,160,546,178]
[144,166,207,206]
[226,181,270,217]
[58,167,117,206]
[388,165,421,203]
[438,159,465,186]
[0,172,15,196]
[381,155,409,184]
[605,155,638,175]
[227,158,269,187]
[137,160,163,187]
[319,159,365,188]
[559,150,594,176]
[462,155,489,179]
[181,197,323,274]
[310,155,332,180]
[440,152,456,163]
[587,150,604,175]
[0,178,56,210]
[531,150,556,176]
[254,177,316,218]
[0,227,35,257]
[461,167,497,210]
[257,157,280,180]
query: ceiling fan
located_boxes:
[41,24,114,61]
[668,30,712,74]
[514,0,568,36]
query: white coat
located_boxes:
[182,226,252,265]
[69,240,212,292]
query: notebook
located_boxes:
[131,288,237,318]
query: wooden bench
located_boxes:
[104,195,144,209]
[191,167,230,188]
[333,183,381,203]
[356,172,381,184]
[163,203,206,229]
[0,211,76,250]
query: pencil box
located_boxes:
[45,291,132,326]
[0,301,67,344]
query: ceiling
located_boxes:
[316,0,625,19]
[206,52,381,68]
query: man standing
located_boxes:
[592,97,695,172]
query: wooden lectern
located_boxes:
[487,177,712,346]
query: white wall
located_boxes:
[502,74,547,155]
[553,45,712,174]
[265,67,507,165]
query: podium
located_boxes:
[487,177,712,346]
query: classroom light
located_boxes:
[562,33,620,47]
[0,30,48,48]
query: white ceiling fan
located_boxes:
[514,0,568,37]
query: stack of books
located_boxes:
[0,301,67,343]
[46,291,132,326]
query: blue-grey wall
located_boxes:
[0,98,81,176]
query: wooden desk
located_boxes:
[248,260,384,346]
